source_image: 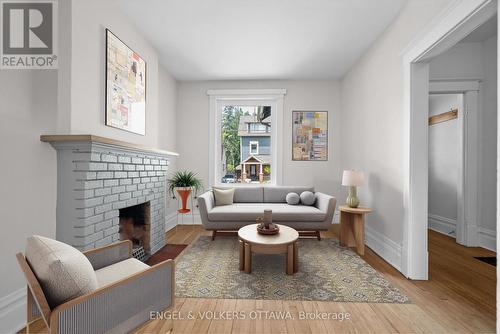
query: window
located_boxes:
[208,89,286,186]
[249,123,269,133]
[249,141,259,155]
[220,105,270,184]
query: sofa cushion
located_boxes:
[213,187,264,203]
[25,235,98,308]
[95,258,149,287]
[234,187,264,203]
[213,187,235,206]
[207,203,325,222]
[263,186,314,203]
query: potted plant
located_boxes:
[167,171,203,213]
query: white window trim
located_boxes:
[249,141,259,155]
[207,89,286,187]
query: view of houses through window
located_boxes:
[221,105,272,184]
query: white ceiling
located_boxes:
[460,15,497,43]
[119,0,407,81]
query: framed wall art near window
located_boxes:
[105,29,146,135]
[292,111,328,161]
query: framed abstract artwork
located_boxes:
[105,29,146,135]
[292,111,328,161]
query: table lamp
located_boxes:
[342,170,364,208]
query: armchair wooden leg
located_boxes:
[317,231,321,241]
[211,230,216,241]
[27,288,34,323]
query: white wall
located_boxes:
[64,0,178,152]
[158,65,180,218]
[496,19,499,334]
[176,80,341,198]
[428,38,497,241]
[428,94,460,233]
[429,42,484,79]
[65,0,180,216]
[480,36,498,234]
[340,0,454,262]
[0,71,58,332]
[1,0,179,331]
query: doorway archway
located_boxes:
[402,0,497,279]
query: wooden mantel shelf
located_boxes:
[40,135,179,156]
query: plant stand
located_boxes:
[176,194,196,225]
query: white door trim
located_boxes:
[429,79,480,92]
[429,85,481,247]
[402,0,496,279]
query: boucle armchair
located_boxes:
[17,237,174,334]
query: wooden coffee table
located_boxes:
[238,224,299,275]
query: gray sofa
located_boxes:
[197,186,336,240]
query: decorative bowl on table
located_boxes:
[256,210,280,235]
[257,223,280,235]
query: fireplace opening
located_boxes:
[119,202,151,261]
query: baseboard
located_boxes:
[478,227,496,252]
[428,214,456,236]
[165,210,204,230]
[428,214,495,251]
[0,288,26,334]
[165,212,178,232]
[177,213,202,225]
[332,210,340,224]
[365,225,402,272]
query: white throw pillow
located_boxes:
[300,191,316,206]
[25,235,98,308]
[286,192,300,205]
[213,187,235,206]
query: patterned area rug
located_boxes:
[175,236,410,303]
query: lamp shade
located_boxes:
[342,170,364,186]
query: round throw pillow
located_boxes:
[300,191,316,205]
[285,192,300,205]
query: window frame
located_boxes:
[249,141,259,155]
[207,89,286,187]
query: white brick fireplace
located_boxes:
[42,135,178,257]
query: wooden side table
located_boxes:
[339,205,372,255]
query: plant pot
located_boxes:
[176,188,192,213]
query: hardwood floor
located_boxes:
[22,225,496,334]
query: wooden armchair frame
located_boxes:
[17,240,175,334]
